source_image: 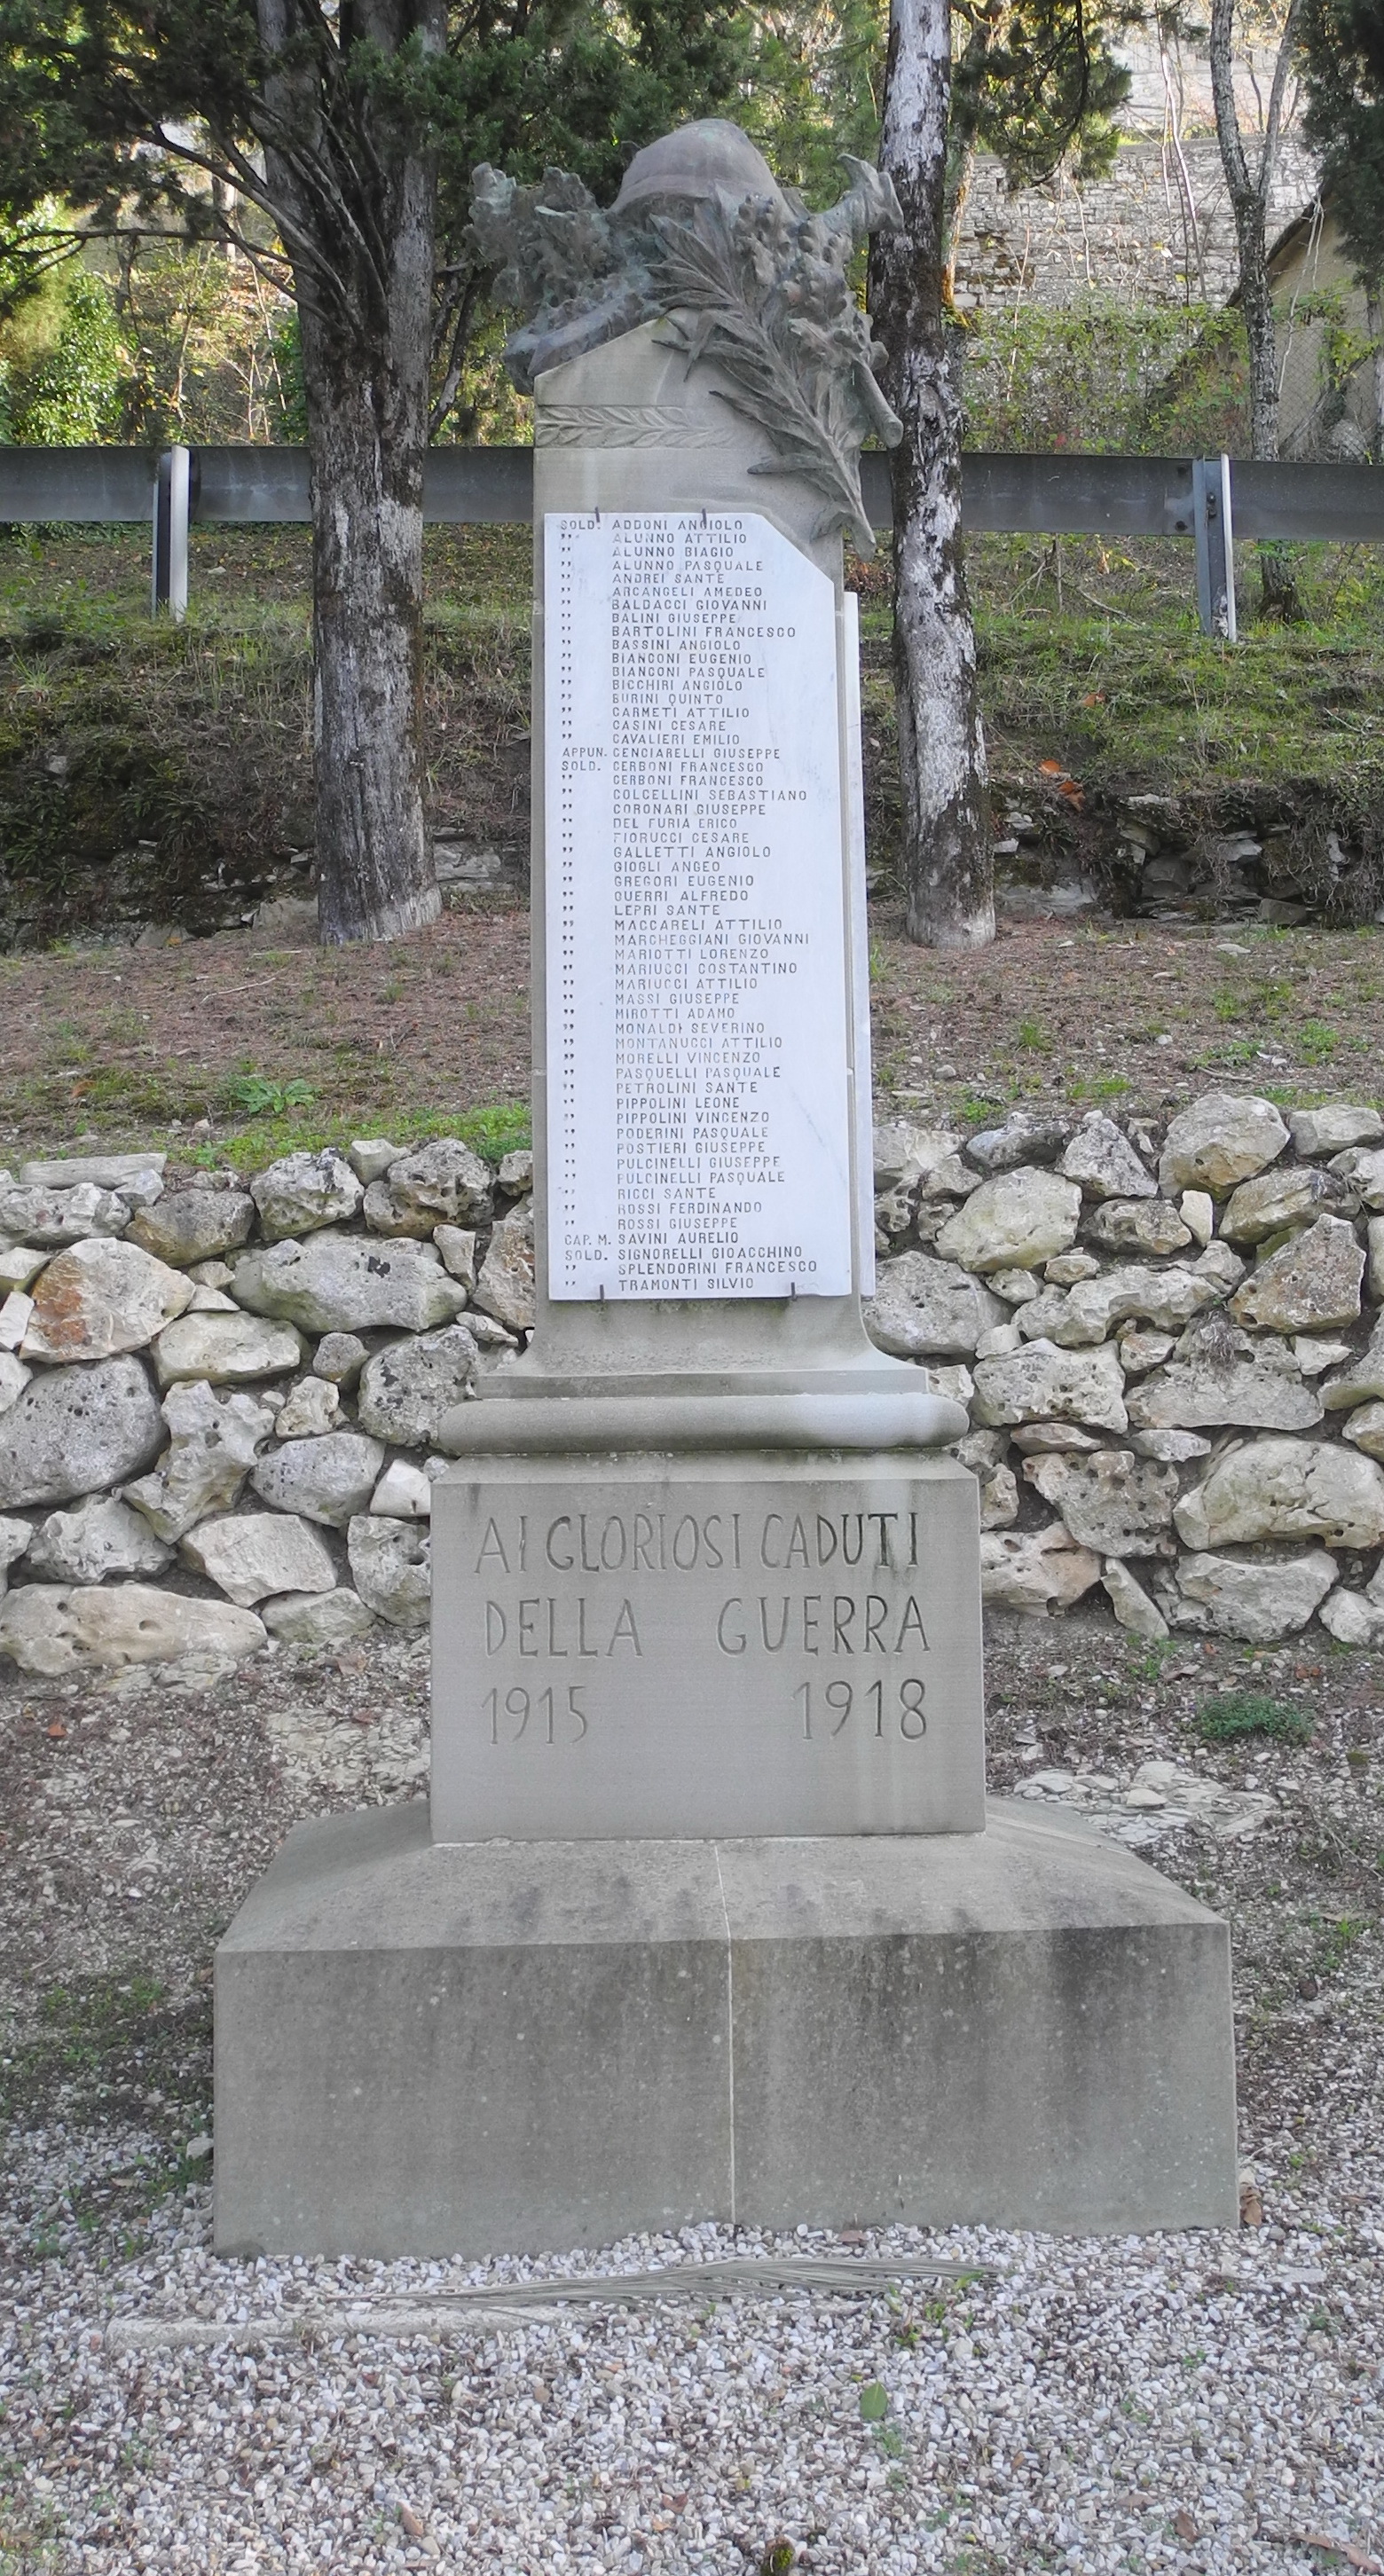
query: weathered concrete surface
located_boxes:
[214,1802,1238,2256]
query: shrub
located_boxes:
[1195,1692,1313,1745]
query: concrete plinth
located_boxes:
[214,1801,1238,2256]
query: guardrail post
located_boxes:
[152,444,191,621]
[1192,453,1237,640]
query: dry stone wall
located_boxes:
[3,1090,1384,1679]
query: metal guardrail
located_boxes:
[4,442,1380,633]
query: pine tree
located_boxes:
[0,0,748,943]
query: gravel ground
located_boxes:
[3,1617,1382,2574]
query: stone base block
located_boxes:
[214,1802,1238,2256]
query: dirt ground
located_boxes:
[3,903,1383,1167]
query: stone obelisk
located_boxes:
[214,125,1237,2257]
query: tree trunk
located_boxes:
[258,0,443,945]
[1209,0,1303,620]
[872,0,993,950]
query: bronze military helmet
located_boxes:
[612,121,789,224]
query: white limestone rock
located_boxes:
[1101,1558,1168,1639]
[271,1376,340,1439]
[971,1338,1128,1433]
[916,1154,982,1203]
[0,1581,265,1677]
[28,1496,172,1584]
[1043,1251,1099,1285]
[0,1516,33,1598]
[987,1268,1042,1304]
[1019,1261,1229,1348]
[475,1200,536,1333]
[1193,1240,1246,1291]
[1327,1144,1384,1209]
[186,1285,238,1313]
[356,1324,481,1448]
[347,1138,399,1184]
[1084,1198,1191,1255]
[1128,1427,1212,1463]
[0,1351,32,1415]
[979,1464,1019,1528]
[1228,1214,1364,1333]
[433,1225,477,1291]
[866,1253,1004,1360]
[964,1111,1070,1174]
[0,1182,130,1246]
[1288,1103,1383,1158]
[872,1123,962,1189]
[19,1151,164,1192]
[261,1586,376,1645]
[1370,1216,1384,1305]
[1321,1317,1384,1412]
[1023,1449,1180,1557]
[1117,1329,1175,1375]
[0,1356,166,1510]
[347,1512,430,1629]
[124,1380,280,1543]
[1058,1112,1156,1201]
[1127,1321,1323,1433]
[153,1310,303,1388]
[498,1148,535,1194]
[248,1431,386,1529]
[1010,1423,1105,1453]
[934,1167,1082,1274]
[363,1138,493,1237]
[1180,1190,1215,1247]
[1174,1437,1384,1551]
[1319,1585,1384,1646]
[231,1229,469,1335]
[0,1293,35,1351]
[974,1321,1023,1358]
[1158,1092,1289,1197]
[369,1459,433,1519]
[128,1188,256,1268]
[21,1237,194,1363]
[1220,1164,1355,1245]
[979,1522,1103,1612]
[0,1245,49,1292]
[1293,1334,1356,1378]
[311,1331,371,1386]
[1342,1401,1384,1461]
[1174,1550,1338,1643]
[250,1149,364,1241]
[182,1510,337,1607]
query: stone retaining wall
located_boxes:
[3,1090,1384,1680]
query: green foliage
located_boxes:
[457,1100,532,1164]
[1301,0,1384,299]
[1195,1692,1315,1746]
[223,1073,316,1119]
[0,260,125,444]
[858,2380,890,2420]
[951,0,1135,193]
[963,295,1249,456]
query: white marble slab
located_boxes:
[545,510,853,1300]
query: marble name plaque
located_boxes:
[430,1458,986,1841]
[545,510,854,1300]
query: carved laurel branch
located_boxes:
[648,201,894,555]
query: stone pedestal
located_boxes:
[215,1802,1239,2258]
[213,135,1239,2256]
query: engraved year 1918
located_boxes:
[796,1678,927,1738]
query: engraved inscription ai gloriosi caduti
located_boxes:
[545,508,854,1302]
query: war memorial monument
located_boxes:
[215,124,1238,2253]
